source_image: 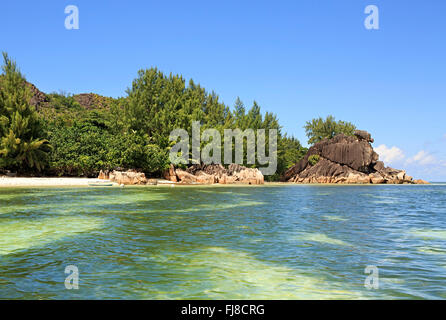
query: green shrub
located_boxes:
[45,119,169,177]
[304,115,356,145]
[308,154,320,166]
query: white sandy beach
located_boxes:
[0,176,105,187]
[2,176,432,188]
[0,176,281,188]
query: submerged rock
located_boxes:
[283,130,426,184]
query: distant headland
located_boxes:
[283,130,428,185]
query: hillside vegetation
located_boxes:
[0,53,307,180]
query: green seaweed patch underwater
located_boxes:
[145,247,365,299]
[0,216,105,255]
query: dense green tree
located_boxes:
[278,135,307,171]
[1,55,310,179]
[102,68,308,178]
[0,53,50,172]
[46,120,167,177]
[304,115,356,145]
[308,154,320,166]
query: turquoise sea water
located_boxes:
[0,184,445,299]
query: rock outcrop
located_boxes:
[174,163,264,185]
[413,179,429,185]
[163,164,178,182]
[99,170,148,185]
[0,78,49,109]
[283,130,427,184]
[20,79,113,111]
[99,164,264,185]
[226,164,264,185]
[72,93,113,110]
[27,82,49,108]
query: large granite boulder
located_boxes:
[163,164,178,182]
[98,170,108,180]
[176,169,198,184]
[284,130,426,184]
[227,164,264,185]
[369,172,385,184]
[354,130,374,143]
[195,171,216,184]
[99,170,148,185]
[218,174,238,184]
[314,133,378,172]
[177,163,264,185]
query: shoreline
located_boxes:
[0,176,440,188]
[0,177,104,188]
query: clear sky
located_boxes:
[1,0,445,180]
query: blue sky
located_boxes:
[1,0,445,180]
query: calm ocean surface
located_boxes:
[1,184,445,299]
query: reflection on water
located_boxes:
[0,184,446,299]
